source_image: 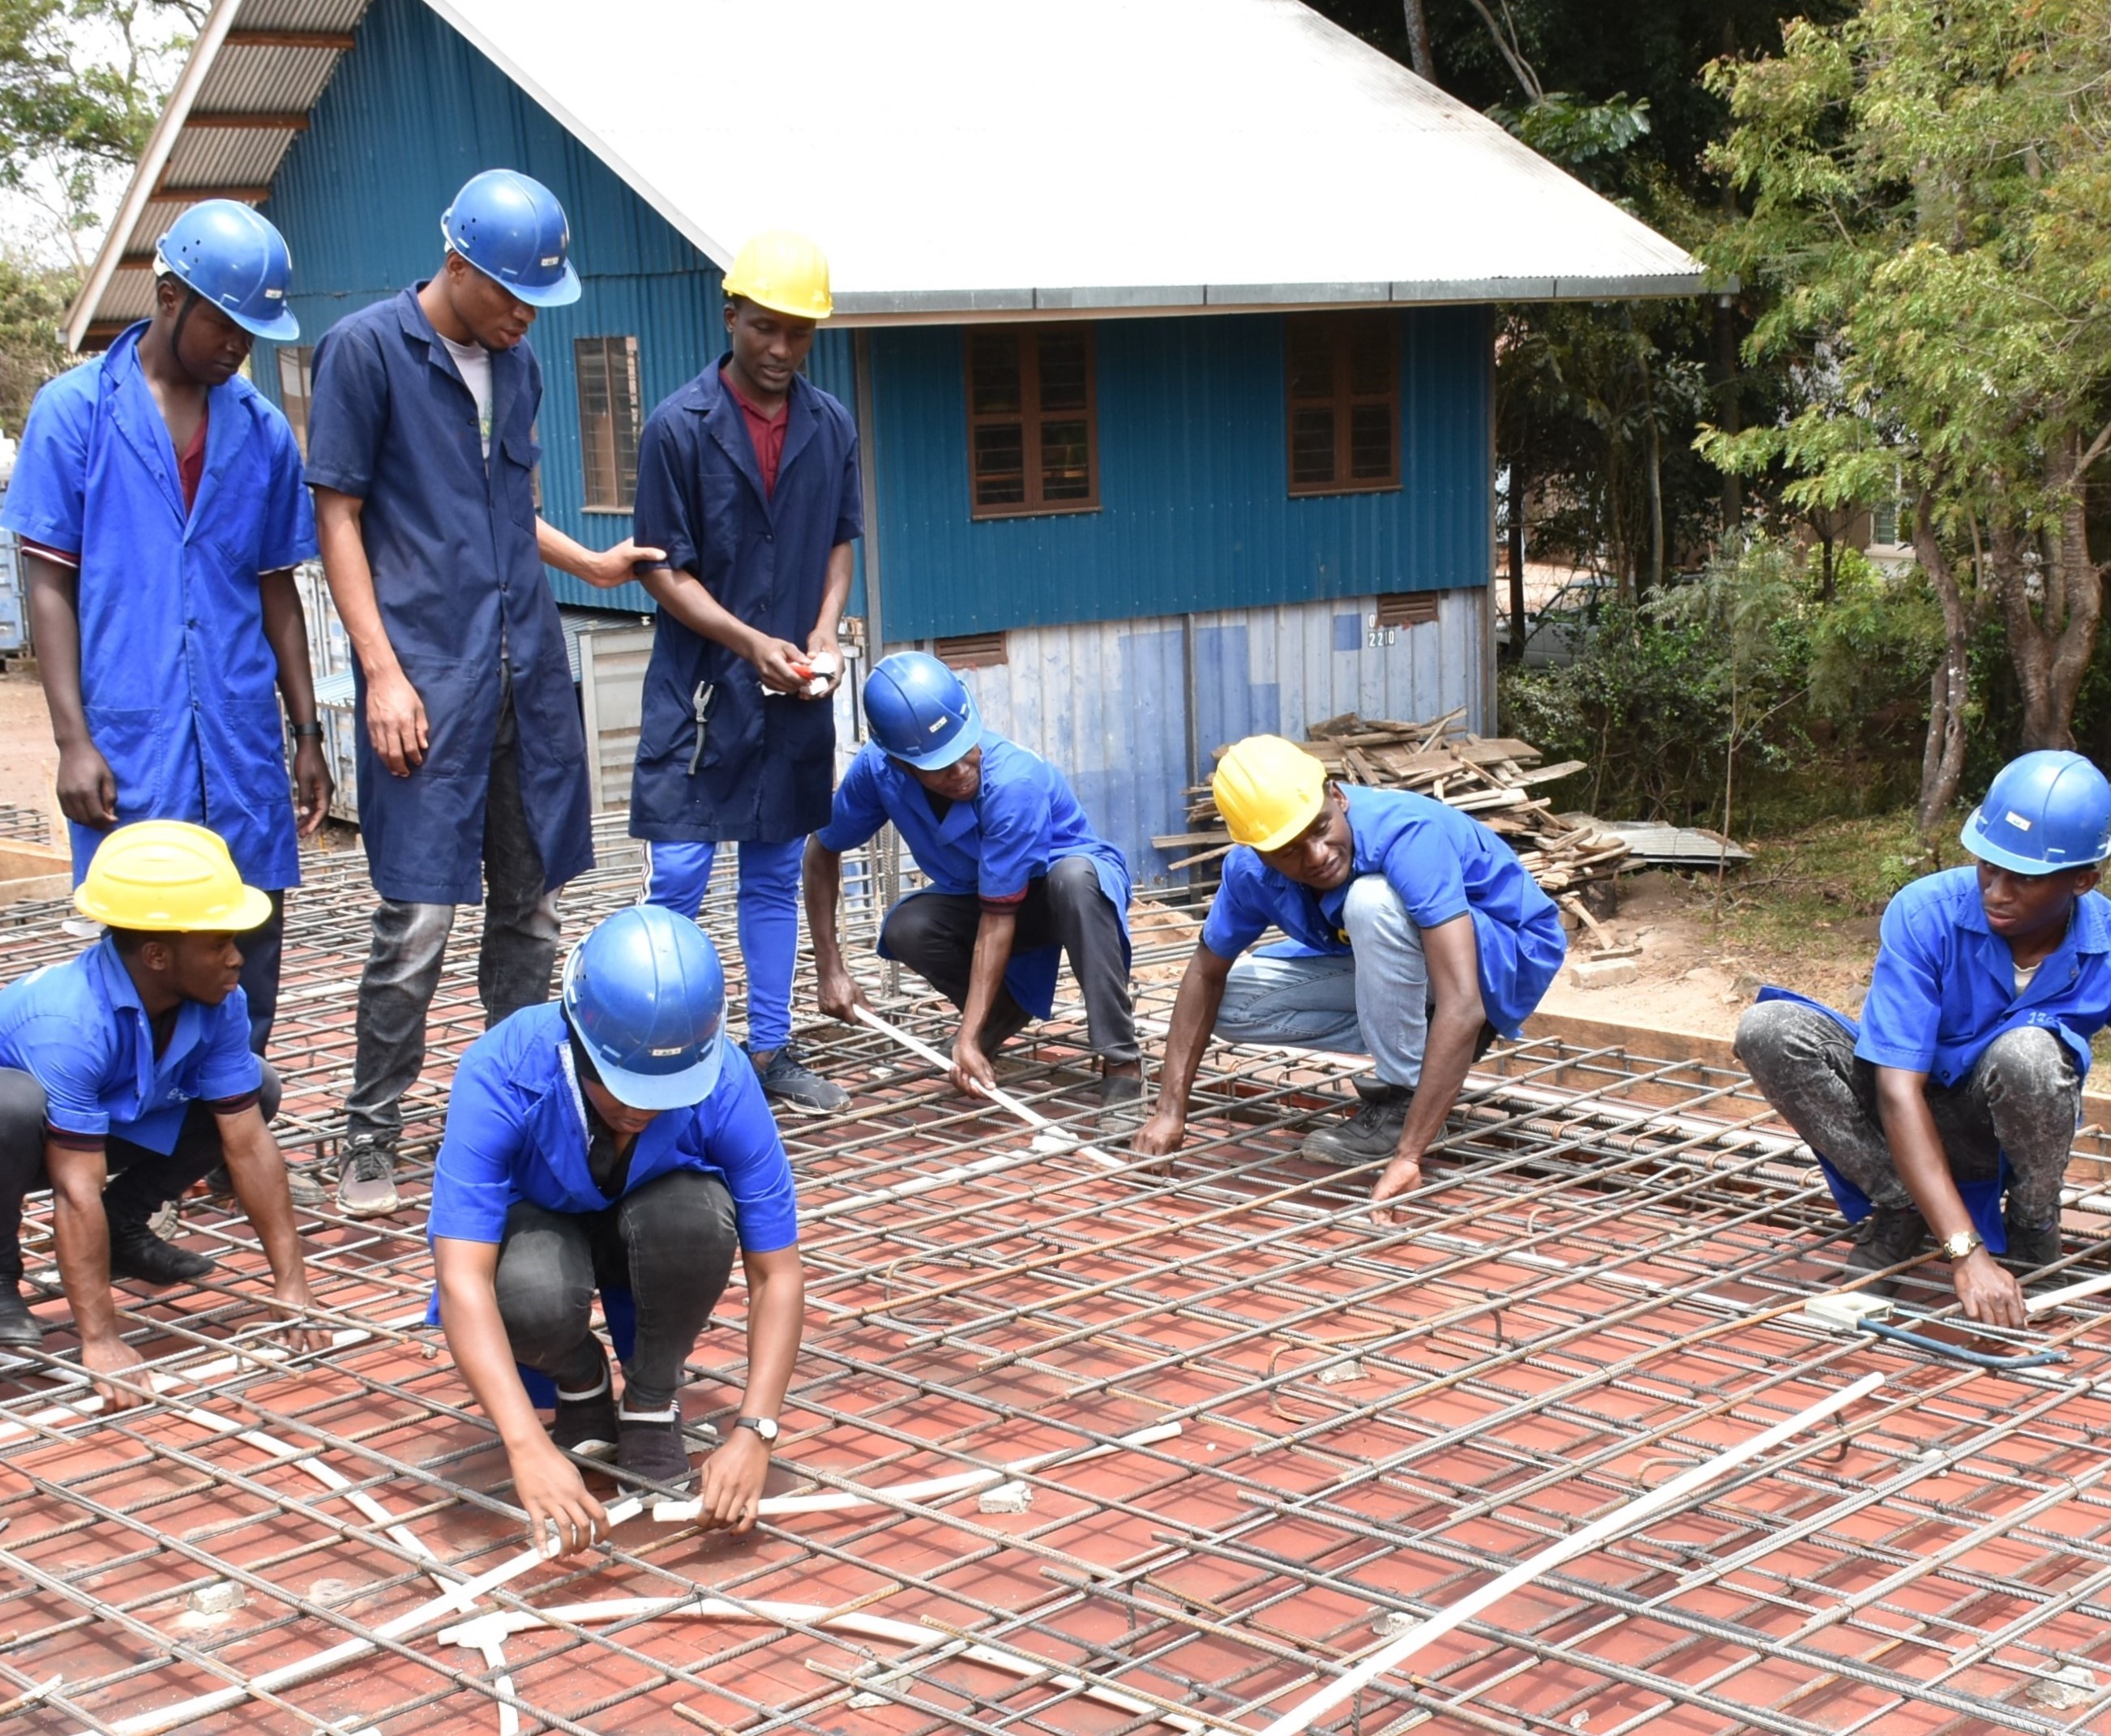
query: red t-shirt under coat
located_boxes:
[718,362,787,497]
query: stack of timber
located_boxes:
[1154,710,1631,910]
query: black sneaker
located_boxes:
[108,1221,216,1287]
[0,1285,42,1349]
[1843,1204,1929,1295]
[2000,1215,2063,1278]
[205,1162,328,1208]
[616,1404,695,1492]
[550,1361,619,1461]
[753,1043,847,1113]
[1301,1078,1415,1164]
[336,1135,401,1217]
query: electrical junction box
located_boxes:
[1802,1291,1895,1332]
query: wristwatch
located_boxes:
[734,1415,779,1446]
[1941,1229,1984,1261]
[289,721,324,739]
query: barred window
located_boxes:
[965,325,1098,517]
[575,336,643,511]
[1286,314,1399,496]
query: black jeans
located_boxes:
[1736,998,2075,1231]
[880,856,1140,1063]
[240,889,285,1056]
[345,674,561,1144]
[0,1063,283,1286]
[493,1168,739,1405]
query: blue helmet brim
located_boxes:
[897,695,983,771]
[1960,806,2097,874]
[230,305,300,341]
[589,1031,726,1110]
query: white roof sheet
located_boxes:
[427,0,1705,318]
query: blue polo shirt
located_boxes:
[1200,785,1565,1037]
[0,938,261,1154]
[814,733,1133,1018]
[1856,866,2111,1086]
[429,1003,799,1253]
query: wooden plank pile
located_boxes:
[1152,709,1631,907]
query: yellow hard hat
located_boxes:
[75,821,275,932]
[722,229,833,320]
[1213,735,1330,852]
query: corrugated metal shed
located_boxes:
[871,306,1488,638]
[71,0,1705,343]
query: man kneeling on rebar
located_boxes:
[0,823,322,1383]
[430,906,803,1558]
[1737,751,2111,1330]
[805,652,1143,1131]
[1133,736,1567,1212]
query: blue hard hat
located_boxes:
[560,907,726,1109]
[441,169,580,308]
[154,199,298,340]
[1961,750,2111,874]
[864,651,982,771]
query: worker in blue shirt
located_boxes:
[3,201,329,1068]
[1737,750,2111,1329]
[805,653,1142,1125]
[306,171,657,1221]
[630,230,860,1116]
[1135,735,1567,1208]
[0,823,323,1379]
[430,905,803,1555]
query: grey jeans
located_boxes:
[1215,874,1452,1087]
[345,678,561,1144]
[494,1169,738,1409]
[1735,998,2076,1232]
[880,855,1140,1063]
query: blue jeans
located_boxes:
[1214,874,1432,1087]
[641,838,803,1053]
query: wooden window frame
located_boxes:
[1285,313,1402,498]
[964,323,1101,520]
[1372,591,1439,630]
[575,335,644,513]
[275,345,314,459]
[934,631,1008,669]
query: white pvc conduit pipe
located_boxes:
[1251,1371,1886,1736]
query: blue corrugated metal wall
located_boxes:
[243,0,862,618]
[238,0,1492,652]
[870,307,1490,639]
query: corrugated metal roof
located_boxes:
[67,0,370,347]
[422,0,1705,319]
[73,0,1702,344]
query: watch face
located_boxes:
[743,1416,778,1442]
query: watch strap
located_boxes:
[289,721,325,739]
[734,1415,778,1444]
[1942,1229,1983,1259]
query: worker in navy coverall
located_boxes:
[630,230,860,1114]
[3,202,329,1071]
[306,171,658,1219]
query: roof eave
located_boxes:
[825,271,1712,325]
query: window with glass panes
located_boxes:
[276,347,315,458]
[965,325,1098,517]
[1285,314,1399,496]
[575,336,643,511]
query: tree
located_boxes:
[1701,0,2111,827]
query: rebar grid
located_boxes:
[4,827,2111,1734]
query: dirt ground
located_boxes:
[0,670,59,832]
[1539,866,1881,1038]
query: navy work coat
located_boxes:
[1,323,315,888]
[305,288,592,904]
[628,360,861,845]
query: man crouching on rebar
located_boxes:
[1133,736,1567,1216]
[1737,750,2111,1331]
[0,823,324,1384]
[430,905,803,1559]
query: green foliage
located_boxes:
[1501,537,1942,827]
[0,250,73,433]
